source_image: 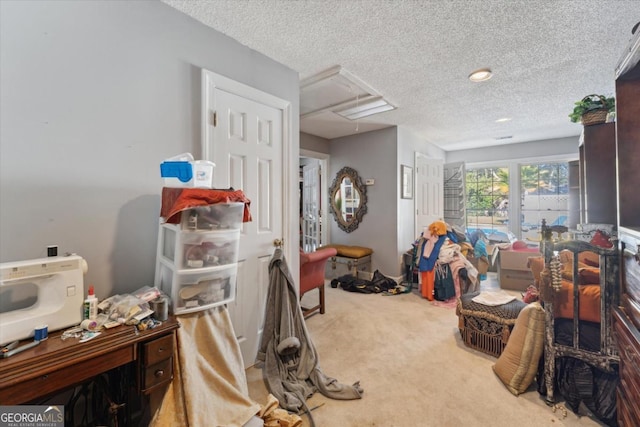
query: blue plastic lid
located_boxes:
[160,161,193,183]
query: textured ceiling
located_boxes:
[163,0,639,151]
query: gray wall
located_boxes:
[397,127,446,272]
[0,1,299,299]
[328,127,398,276]
[300,132,330,154]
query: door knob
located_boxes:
[273,239,283,248]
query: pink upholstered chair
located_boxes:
[299,247,337,318]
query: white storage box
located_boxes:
[192,160,214,188]
[161,227,240,269]
[180,203,244,231]
[161,161,195,188]
[160,153,215,189]
[156,262,237,315]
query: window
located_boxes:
[465,167,509,236]
[520,162,569,241]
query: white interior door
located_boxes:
[302,161,320,252]
[415,152,444,235]
[202,70,288,368]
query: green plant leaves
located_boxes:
[568,94,615,123]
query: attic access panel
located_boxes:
[300,66,394,120]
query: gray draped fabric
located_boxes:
[256,248,363,416]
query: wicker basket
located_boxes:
[581,109,608,126]
[578,94,611,126]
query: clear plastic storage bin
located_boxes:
[180,202,244,231]
[156,262,237,315]
[160,226,240,269]
[180,229,240,269]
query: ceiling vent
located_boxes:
[300,66,395,121]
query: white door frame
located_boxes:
[201,72,297,280]
[300,149,330,248]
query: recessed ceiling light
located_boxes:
[469,68,493,82]
[495,117,511,123]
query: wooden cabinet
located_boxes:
[141,333,175,394]
[0,318,179,425]
[614,232,640,426]
[613,26,640,427]
[578,122,617,225]
[615,28,640,232]
[613,306,640,427]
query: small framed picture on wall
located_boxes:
[401,165,413,199]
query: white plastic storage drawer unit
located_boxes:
[155,201,244,315]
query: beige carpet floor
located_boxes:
[246,273,606,427]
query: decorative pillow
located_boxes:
[579,251,599,267]
[553,281,601,323]
[557,250,594,279]
[492,302,545,396]
[579,267,600,285]
[558,250,575,280]
[527,256,544,287]
[590,229,613,248]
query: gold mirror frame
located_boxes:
[328,166,368,233]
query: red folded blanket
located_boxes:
[160,187,252,224]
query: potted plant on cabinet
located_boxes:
[569,94,615,126]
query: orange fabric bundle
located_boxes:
[161,187,252,224]
[428,220,447,236]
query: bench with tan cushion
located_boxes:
[319,244,373,279]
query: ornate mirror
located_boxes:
[329,166,368,233]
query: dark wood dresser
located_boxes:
[614,233,640,427]
[0,318,179,425]
[612,23,640,427]
[579,122,617,225]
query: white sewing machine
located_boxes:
[0,255,87,346]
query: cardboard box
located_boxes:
[497,249,541,291]
[499,249,539,270]
[498,266,534,291]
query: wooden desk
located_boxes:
[0,318,179,409]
